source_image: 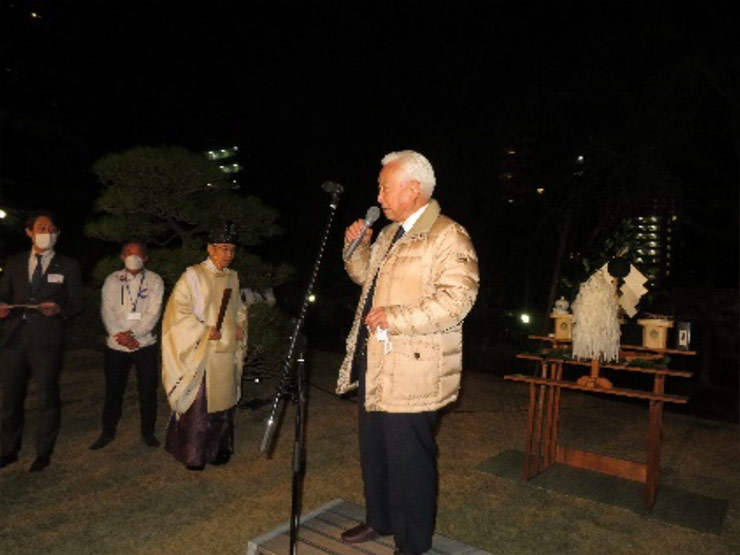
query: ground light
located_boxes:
[520,313,531,324]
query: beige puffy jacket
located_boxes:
[336,200,479,412]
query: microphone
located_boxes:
[343,206,380,260]
[321,181,344,194]
[322,181,344,209]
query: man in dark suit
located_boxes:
[0,209,83,472]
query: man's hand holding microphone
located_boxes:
[343,206,380,260]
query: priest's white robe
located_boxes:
[161,260,246,415]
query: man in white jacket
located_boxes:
[90,239,164,450]
[338,151,479,554]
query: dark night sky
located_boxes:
[1,1,738,294]
[4,3,731,191]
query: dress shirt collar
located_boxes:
[122,268,144,282]
[400,202,429,233]
[29,248,54,266]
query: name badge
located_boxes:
[48,274,65,284]
[127,312,142,321]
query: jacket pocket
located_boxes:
[390,337,441,400]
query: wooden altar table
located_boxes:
[505,335,695,510]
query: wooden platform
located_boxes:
[247,499,491,554]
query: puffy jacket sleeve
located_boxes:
[343,241,372,286]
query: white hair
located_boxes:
[381,150,436,197]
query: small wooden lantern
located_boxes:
[637,318,674,350]
[550,313,574,340]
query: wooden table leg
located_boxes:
[645,374,665,510]
[533,361,549,475]
[548,361,563,464]
[543,361,559,467]
[523,382,536,481]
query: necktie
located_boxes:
[31,254,44,291]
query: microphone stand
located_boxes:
[260,181,343,555]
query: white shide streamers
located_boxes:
[571,267,621,362]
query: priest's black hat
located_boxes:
[207,220,238,244]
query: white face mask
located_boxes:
[34,233,58,251]
[124,255,144,271]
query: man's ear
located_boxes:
[25,228,34,240]
[410,180,422,197]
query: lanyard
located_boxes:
[122,270,145,312]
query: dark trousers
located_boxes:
[102,345,158,437]
[0,323,64,458]
[357,355,439,554]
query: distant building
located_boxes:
[629,196,676,289]
[204,146,242,189]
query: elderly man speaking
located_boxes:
[337,150,479,554]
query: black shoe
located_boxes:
[211,451,231,466]
[0,453,19,469]
[341,523,381,544]
[29,456,50,473]
[142,434,160,448]
[184,463,205,471]
[89,434,115,450]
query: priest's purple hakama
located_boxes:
[164,382,234,467]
